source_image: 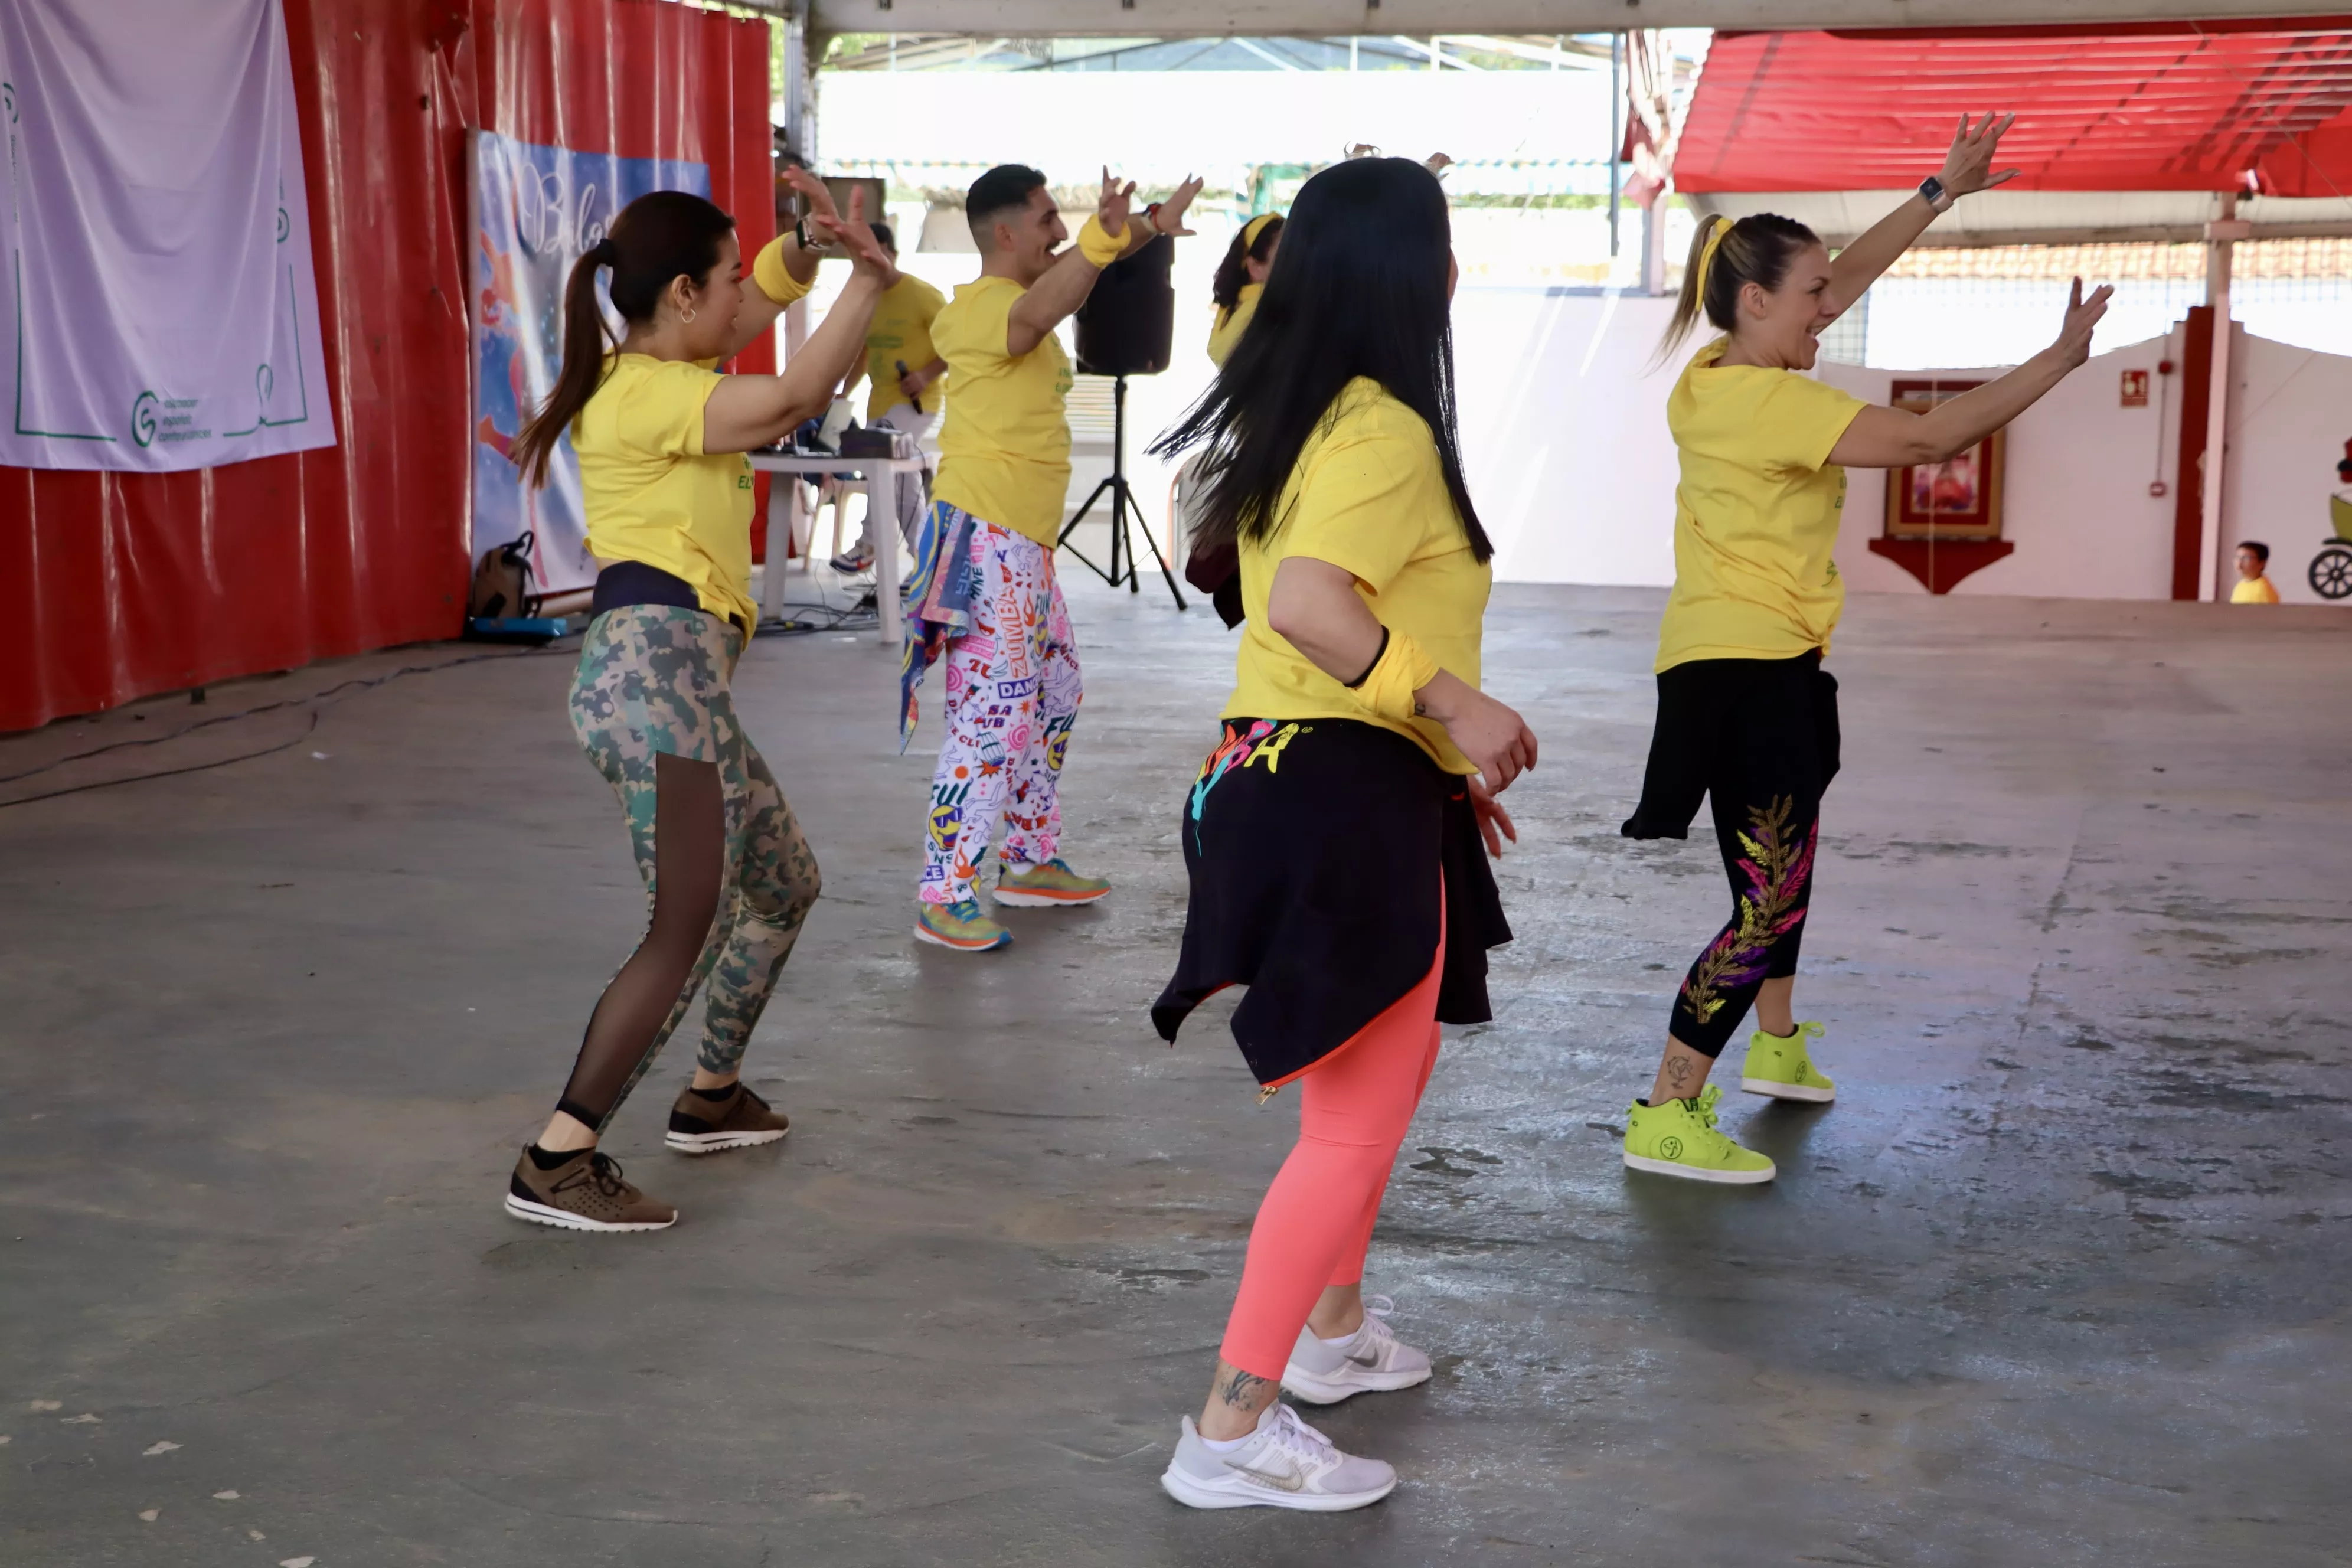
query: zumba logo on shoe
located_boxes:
[1740,1020,1837,1103]
[1622,1085,1775,1185]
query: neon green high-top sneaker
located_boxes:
[1622,1084,1776,1184]
[1739,1020,1836,1103]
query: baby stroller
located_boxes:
[2312,438,2352,600]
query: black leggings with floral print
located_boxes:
[1624,651,1840,1059]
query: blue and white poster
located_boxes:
[469,130,708,594]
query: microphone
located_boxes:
[896,358,922,416]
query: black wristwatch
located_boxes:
[1918,174,1952,214]
[795,218,830,254]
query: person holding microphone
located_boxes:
[832,219,949,573]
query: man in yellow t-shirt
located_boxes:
[906,162,1201,953]
[833,220,948,571]
[2232,541,2281,603]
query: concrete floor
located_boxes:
[3,577,2348,1567]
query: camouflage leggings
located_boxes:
[568,605,822,1126]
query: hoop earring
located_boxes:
[680,305,698,324]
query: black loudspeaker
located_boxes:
[1075,239,1174,377]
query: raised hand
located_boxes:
[811,184,896,284]
[782,164,839,228]
[1097,166,1138,239]
[1152,174,1206,237]
[2052,276,2114,368]
[1939,112,2021,198]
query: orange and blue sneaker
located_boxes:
[915,897,1012,952]
[993,857,1112,907]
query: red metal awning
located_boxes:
[1675,19,2352,195]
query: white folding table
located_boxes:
[745,451,928,644]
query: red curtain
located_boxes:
[0,0,775,734]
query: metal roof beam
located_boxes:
[811,2,2352,37]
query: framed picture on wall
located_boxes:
[1884,379,2006,542]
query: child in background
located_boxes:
[2232,541,2281,603]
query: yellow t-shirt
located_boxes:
[574,354,756,630]
[860,273,948,421]
[1224,377,1491,774]
[1655,339,1867,672]
[929,275,1073,547]
[2231,575,2280,604]
[1207,283,1262,367]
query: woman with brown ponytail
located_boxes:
[1618,116,2113,1184]
[501,173,894,1232]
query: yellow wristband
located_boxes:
[1076,214,1128,268]
[1350,629,1442,727]
[751,233,814,306]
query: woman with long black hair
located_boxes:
[1206,211,1281,365]
[1147,157,1536,1510]
[499,175,893,1231]
[1619,116,2110,1182]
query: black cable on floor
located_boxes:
[0,645,571,810]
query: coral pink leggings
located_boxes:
[1218,935,1445,1379]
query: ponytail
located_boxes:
[512,239,619,486]
[509,190,736,488]
[1655,210,1822,362]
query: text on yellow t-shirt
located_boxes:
[1225,377,1492,774]
[574,353,756,630]
[1655,339,1866,672]
[929,275,1073,548]
[860,273,948,421]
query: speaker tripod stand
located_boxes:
[1056,373,1186,610]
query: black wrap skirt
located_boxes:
[1151,716,1513,1089]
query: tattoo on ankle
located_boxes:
[1214,1367,1274,1409]
[1665,1056,1692,1090]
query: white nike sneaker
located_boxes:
[1158,1402,1397,1512]
[1280,1295,1433,1405]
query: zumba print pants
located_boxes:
[919,521,1081,906]
[568,605,822,1127]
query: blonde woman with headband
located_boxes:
[1617,115,2113,1184]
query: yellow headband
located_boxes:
[1694,215,1732,300]
[1241,212,1279,251]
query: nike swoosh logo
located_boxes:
[1234,1458,1306,1492]
[1345,1351,1381,1368]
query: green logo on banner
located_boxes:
[131,390,158,447]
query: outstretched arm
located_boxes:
[1822,114,2019,320]
[716,169,902,364]
[701,195,897,454]
[1005,171,1202,357]
[1829,277,2112,468]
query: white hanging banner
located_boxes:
[0,0,334,472]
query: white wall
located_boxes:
[1818,334,2185,600]
[1452,289,1690,586]
[2223,328,2352,606]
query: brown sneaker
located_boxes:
[504,1148,677,1231]
[665,1081,791,1155]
